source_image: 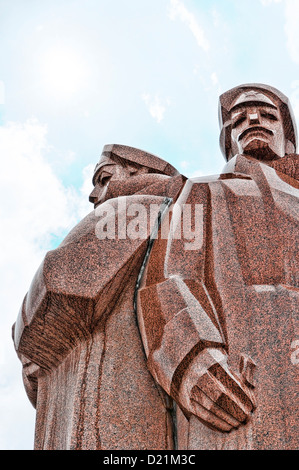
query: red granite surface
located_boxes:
[13,85,299,450]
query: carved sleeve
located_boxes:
[136,180,226,397]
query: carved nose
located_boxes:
[249,113,260,125]
[89,187,99,204]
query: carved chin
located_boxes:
[242,138,280,161]
[242,136,269,153]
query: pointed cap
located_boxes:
[93,144,179,185]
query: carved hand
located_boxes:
[176,348,256,432]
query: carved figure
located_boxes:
[13,145,184,449]
[137,83,299,449]
[13,84,298,450]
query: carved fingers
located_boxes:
[177,348,256,433]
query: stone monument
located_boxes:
[13,83,298,450]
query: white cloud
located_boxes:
[77,163,95,219]
[260,0,282,5]
[187,169,205,178]
[210,72,222,94]
[260,0,299,64]
[290,80,299,124]
[0,120,76,250]
[0,81,4,105]
[0,118,92,449]
[211,72,218,86]
[142,94,170,123]
[180,160,190,169]
[168,0,210,52]
[40,46,91,99]
[283,0,299,64]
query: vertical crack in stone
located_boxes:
[94,323,107,450]
[75,339,93,449]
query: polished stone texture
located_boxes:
[13,85,298,450]
[138,153,298,449]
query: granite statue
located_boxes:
[13,144,184,449]
[13,83,298,450]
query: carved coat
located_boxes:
[137,154,299,450]
[13,153,298,450]
[13,174,184,450]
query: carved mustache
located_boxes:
[238,126,274,142]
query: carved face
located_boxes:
[89,162,148,208]
[230,101,285,161]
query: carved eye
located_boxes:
[101,176,111,185]
[232,116,246,129]
[98,172,112,186]
[260,111,278,121]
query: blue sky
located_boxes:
[1,0,299,449]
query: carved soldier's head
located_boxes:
[219,84,298,161]
[89,144,179,208]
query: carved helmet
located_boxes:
[218,83,298,160]
[92,144,179,185]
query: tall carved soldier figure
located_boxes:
[12,144,185,449]
[13,83,298,450]
[137,83,298,450]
